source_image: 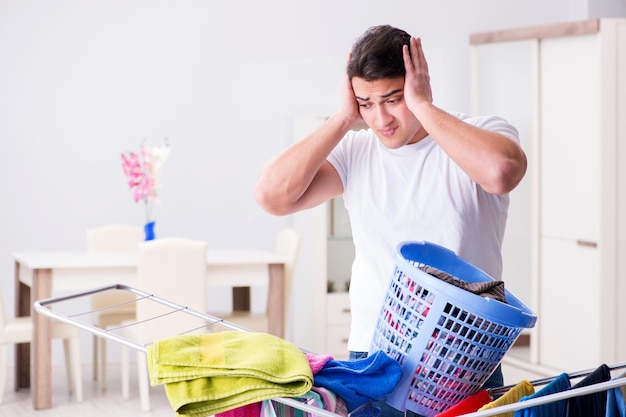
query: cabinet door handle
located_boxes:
[342,308,351,313]
[576,239,598,248]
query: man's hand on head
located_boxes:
[402,37,433,115]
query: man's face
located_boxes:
[352,76,427,149]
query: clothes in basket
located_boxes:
[370,241,537,417]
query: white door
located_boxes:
[538,34,602,370]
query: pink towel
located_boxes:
[306,353,334,375]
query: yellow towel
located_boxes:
[147,331,313,417]
[477,380,535,417]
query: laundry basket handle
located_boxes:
[398,241,458,267]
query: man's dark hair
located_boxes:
[347,25,411,81]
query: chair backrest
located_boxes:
[87,224,144,252]
[134,237,208,344]
[274,228,301,314]
[87,224,144,311]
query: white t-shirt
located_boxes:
[327,112,520,352]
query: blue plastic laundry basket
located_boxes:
[369,241,537,417]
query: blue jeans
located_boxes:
[348,351,504,417]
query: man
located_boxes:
[254,24,526,401]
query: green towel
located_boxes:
[147,331,313,417]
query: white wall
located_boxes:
[1,0,624,364]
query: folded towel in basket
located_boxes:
[146,331,313,417]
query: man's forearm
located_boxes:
[411,102,527,195]
[254,114,352,215]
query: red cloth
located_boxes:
[434,390,492,417]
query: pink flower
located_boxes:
[121,139,170,221]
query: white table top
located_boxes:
[12,248,288,291]
[11,248,287,269]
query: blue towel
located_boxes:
[607,386,626,417]
[313,350,403,412]
[514,372,571,417]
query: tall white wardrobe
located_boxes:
[471,18,626,372]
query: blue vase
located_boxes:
[144,221,156,241]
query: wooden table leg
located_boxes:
[267,263,285,338]
[32,268,53,409]
[232,287,251,311]
[14,261,31,389]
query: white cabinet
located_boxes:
[325,292,351,359]
[326,200,354,360]
[290,116,355,357]
[471,18,626,372]
[540,34,601,243]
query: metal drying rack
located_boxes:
[33,284,626,417]
[34,284,342,417]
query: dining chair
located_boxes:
[0,292,83,404]
[86,223,144,390]
[119,237,208,412]
[216,228,301,333]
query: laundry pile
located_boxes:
[146,331,403,417]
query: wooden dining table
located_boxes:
[12,248,287,410]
